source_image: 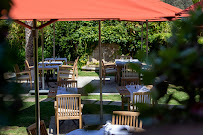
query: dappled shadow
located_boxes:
[6,102,54,128]
[79,76,119,94]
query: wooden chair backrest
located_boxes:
[26,120,48,135]
[25,60,30,71]
[56,94,81,117]
[121,78,140,86]
[122,64,139,78]
[132,92,152,111]
[112,111,142,128]
[57,80,77,88]
[133,92,151,104]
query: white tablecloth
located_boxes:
[57,87,78,95]
[126,85,150,103]
[66,124,131,135]
[115,59,141,66]
[38,61,63,66]
[38,65,60,73]
[45,58,67,63]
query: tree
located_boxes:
[25,21,34,65]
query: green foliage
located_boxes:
[0,21,23,128]
[137,8,203,123]
[42,21,170,68]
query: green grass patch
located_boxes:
[78,71,99,76]
[83,104,127,114]
[0,102,54,135]
[0,101,125,135]
[21,95,48,101]
[82,95,121,101]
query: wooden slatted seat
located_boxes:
[112,111,143,128]
[14,64,32,89]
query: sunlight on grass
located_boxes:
[0,126,27,135]
[82,95,121,101]
[21,95,48,101]
[78,71,99,76]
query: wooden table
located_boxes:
[116,86,130,110]
[116,85,153,110]
[47,88,84,98]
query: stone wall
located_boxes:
[162,0,193,9]
[88,43,121,64]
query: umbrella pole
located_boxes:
[41,22,45,90]
[53,22,56,59]
[146,20,148,57]
[33,19,40,135]
[99,20,103,124]
[141,22,144,50]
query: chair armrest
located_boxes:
[58,70,73,74]
[65,61,74,65]
[81,104,84,110]
[16,71,31,75]
[29,66,34,69]
[61,65,73,68]
[104,65,116,69]
[104,63,115,66]
[54,101,57,109]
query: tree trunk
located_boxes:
[25,21,34,66]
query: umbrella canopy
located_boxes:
[176,0,203,17]
[4,0,181,21]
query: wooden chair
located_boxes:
[121,64,140,86]
[25,60,34,71]
[132,92,152,111]
[57,57,79,81]
[14,64,32,89]
[102,60,117,85]
[55,94,82,135]
[26,120,48,135]
[57,80,77,88]
[121,74,140,111]
[61,57,79,78]
[112,111,143,128]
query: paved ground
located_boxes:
[12,76,119,95]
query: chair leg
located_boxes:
[127,97,130,111]
[79,117,82,129]
[30,80,32,89]
[121,95,124,110]
[57,119,59,135]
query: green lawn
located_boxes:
[78,71,99,76]
[0,101,125,135]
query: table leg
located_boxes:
[121,95,124,110]
[117,66,122,85]
[127,97,130,111]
